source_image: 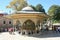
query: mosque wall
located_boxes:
[0,17,13,28]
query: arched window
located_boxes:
[9,21,11,24]
[3,21,6,24]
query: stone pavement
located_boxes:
[0,31,60,40]
[27,30,60,38]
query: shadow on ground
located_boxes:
[27,31,60,38]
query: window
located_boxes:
[9,21,11,24]
[3,21,6,24]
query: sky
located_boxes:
[0,0,60,14]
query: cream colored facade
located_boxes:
[0,17,13,28]
[8,13,48,25]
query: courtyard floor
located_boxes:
[0,31,60,40]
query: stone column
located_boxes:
[40,23,42,30]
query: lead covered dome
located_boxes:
[16,6,43,13]
[21,6,34,12]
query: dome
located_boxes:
[17,6,43,14]
[0,11,5,13]
[21,6,34,11]
[0,11,7,14]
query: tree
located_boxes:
[30,5,36,11]
[48,5,59,16]
[30,4,45,13]
[48,5,60,23]
[6,0,28,11]
[35,4,45,13]
[53,7,60,21]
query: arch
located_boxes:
[15,20,21,29]
[22,19,35,30]
[16,20,21,26]
[36,20,40,26]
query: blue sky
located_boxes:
[0,0,60,14]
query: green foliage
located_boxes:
[6,0,28,11]
[30,4,45,13]
[48,5,60,23]
[35,4,45,13]
[7,0,45,13]
[30,5,36,11]
[53,7,60,21]
[48,5,60,16]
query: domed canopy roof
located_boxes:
[16,6,45,14]
[21,6,34,11]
